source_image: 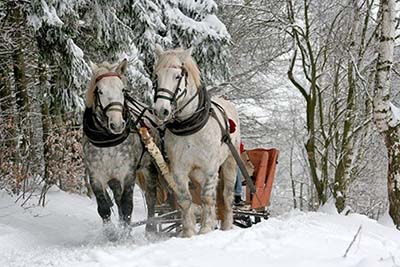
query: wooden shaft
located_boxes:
[139,127,178,194]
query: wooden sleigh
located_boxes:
[133,129,279,234]
[234,148,279,227]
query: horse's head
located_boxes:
[87,59,128,134]
[153,45,201,123]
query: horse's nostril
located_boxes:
[110,122,117,130]
[163,109,170,116]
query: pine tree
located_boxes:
[1,0,231,195]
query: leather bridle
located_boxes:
[92,72,131,133]
[94,72,125,116]
[154,65,188,109]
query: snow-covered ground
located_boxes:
[0,189,399,267]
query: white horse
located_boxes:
[152,45,240,237]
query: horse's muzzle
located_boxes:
[109,120,126,134]
[154,107,171,122]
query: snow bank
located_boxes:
[0,190,399,267]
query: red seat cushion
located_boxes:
[228,119,236,133]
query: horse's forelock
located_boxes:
[86,62,125,108]
[155,50,201,90]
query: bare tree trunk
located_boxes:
[373,0,400,229]
[333,0,360,212]
[287,0,327,205]
[289,140,297,209]
[11,1,45,190]
[0,64,18,157]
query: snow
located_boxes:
[40,0,64,27]
[27,0,65,30]
[1,190,399,267]
[27,14,42,30]
[378,210,397,228]
[179,0,217,14]
[68,39,84,58]
[204,14,229,35]
[166,8,230,43]
[237,99,270,123]
[318,198,339,215]
[389,102,400,127]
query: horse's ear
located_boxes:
[155,44,164,58]
[89,61,98,73]
[116,58,128,75]
[179,47,193,61]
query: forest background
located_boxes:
[1,0,400,228]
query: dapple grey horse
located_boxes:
[83,59,158,233]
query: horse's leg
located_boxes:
[199,173,218,234]
[220,156,236,230]
[91,178,112,223]
[120,177,134,225]
[143,162,158,233]
[108,179,123,221]
[175,175,196,237]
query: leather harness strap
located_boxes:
[166,85,211,136]
[95,72,121,83]
[210,104,257,194]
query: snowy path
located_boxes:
[0,189,399,267]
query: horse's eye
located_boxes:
[97,89,103,95]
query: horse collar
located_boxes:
[166,85,212,136]
[83,107,131,148]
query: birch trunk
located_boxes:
[373,0,400,229]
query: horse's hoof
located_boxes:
[198,227,212,235]
[145,230,159,241]
[145,223,157,233]
[119,220,131,228]
[103,223,120,242]
[181,228,196,238]
[221,222,233,231]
